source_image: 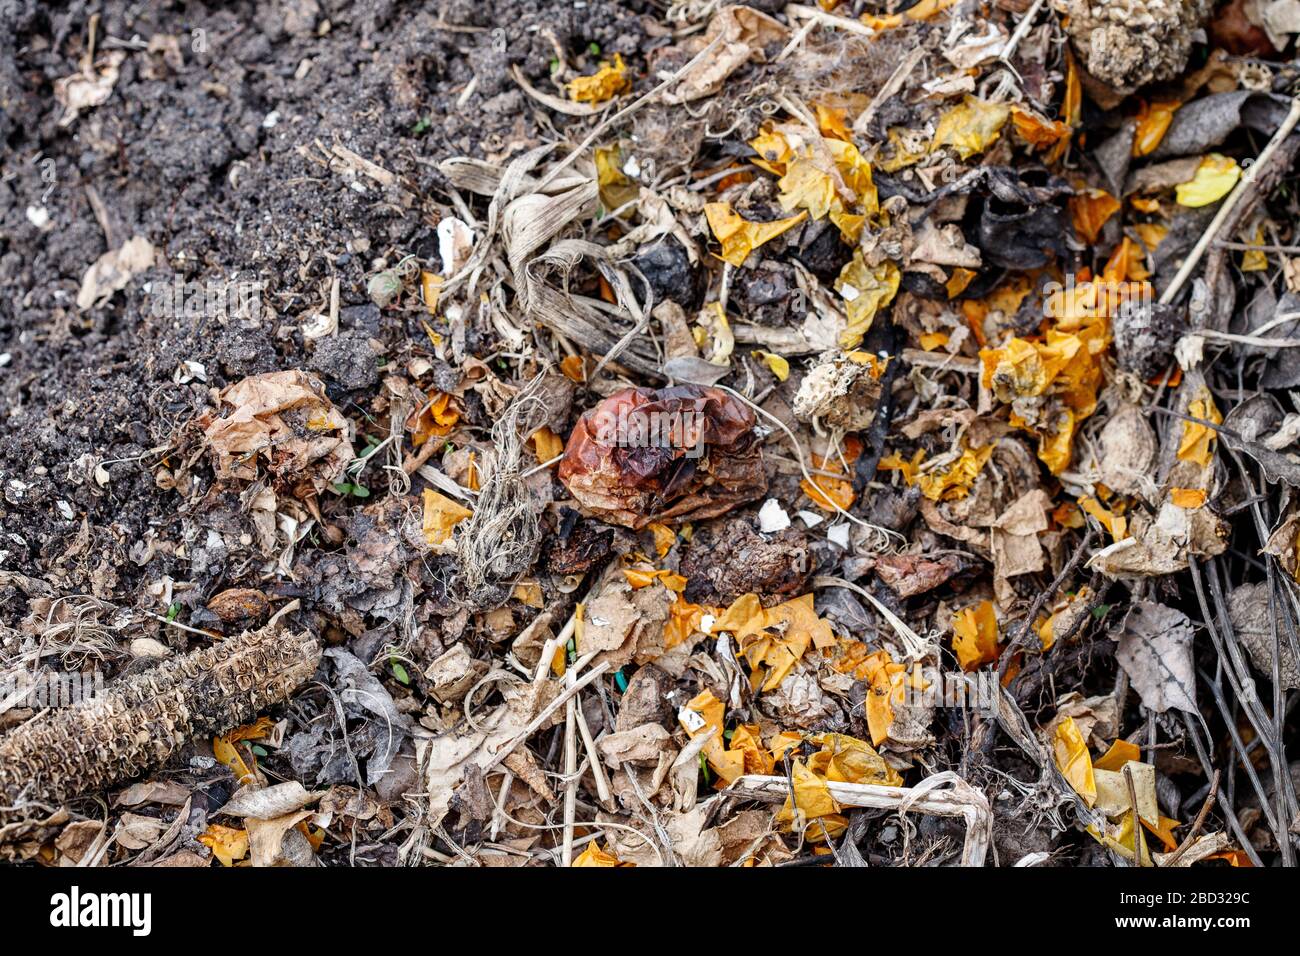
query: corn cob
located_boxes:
[0,625,320,823]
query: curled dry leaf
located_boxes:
[197,370,354,496]
[76,235,156,311]
[54,51,125,126]
[662,5,789,105]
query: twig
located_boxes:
[575,696,612,805]
[853,46,924,135]
[733,772,992,867]
[561,669,578,866]
[535,32,726,192]
[1000,0,1047,65]
[999,526,1095,679]
[1123,764,1148,866]
[785,4,878,39]
[485,661,611,772]
[1163,771,1219,867]
[1161,96,1300,306]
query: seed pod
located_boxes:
[0,625,320,822]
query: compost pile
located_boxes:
[3,0,1300,868]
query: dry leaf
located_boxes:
[199,370,353,493]
[76,235,156,311]
[1053,715,1097,805]
[568,54,629,103]
[1176,153,1241,207]
[704,202,807,267]
[1113,601,1198,714]
[931,96,1011,160]
[422,488,473,547]
[952,600,999,671]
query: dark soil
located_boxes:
[0,0,651,622]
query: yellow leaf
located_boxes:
[951,600,999,671]
[594,145,639,212]
[800,451,855,512]
[801,473,855,512]
[773,139,877,243]
[931,96,1011,160]
[680,688,738,781]
[1094,738,1142,772]
[420,271,443,314]
[916,444,992,502]
[198,824,248,867]
[1064,50,1082,128]
[861,0,958,29]
[1011,105,1071,151]
[213,734,256,785]
[568,54,629,103]
[512,581,544,608]
[410,391,459,447]
[836,251,900,348]
[648,522,677,558]
[749,125,794,176]
[1080,495,1128,542]
[1133,222,1168,253]
[1171,487,1207,509]
[1177,391,1222,466]
[815,103,852,142]
[715,592,835,692]
[878,449,924,484]
[860,649,907,745]
[226,717,274,743]
[213,719,273,784]
[1241,226,1268,272]
[1070,188,1121,244]
[729,723,776,776]
[979,301,1109,475]
[664,593,716,650]
[572,843,630,867]
[1176,153,1241,208]
[1141,815,1183,851]
[919,331,950,351]
[1132,100,1179,157]
[1103,236,1149,282]
[422,488,472,547]
[531,426,565,464]
[704,202,807,267]
[878,126,930,172]
[752,350,790,381]
[946,267,977,298]
[1053,715,1097,805]
[776,759,839,825]
[622,567,657,589]
[807,732,902,787]
[560,356,590,385]
[777,159,839,221]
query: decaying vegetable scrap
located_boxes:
[558,385,767,528]
[7,0,1300,872]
